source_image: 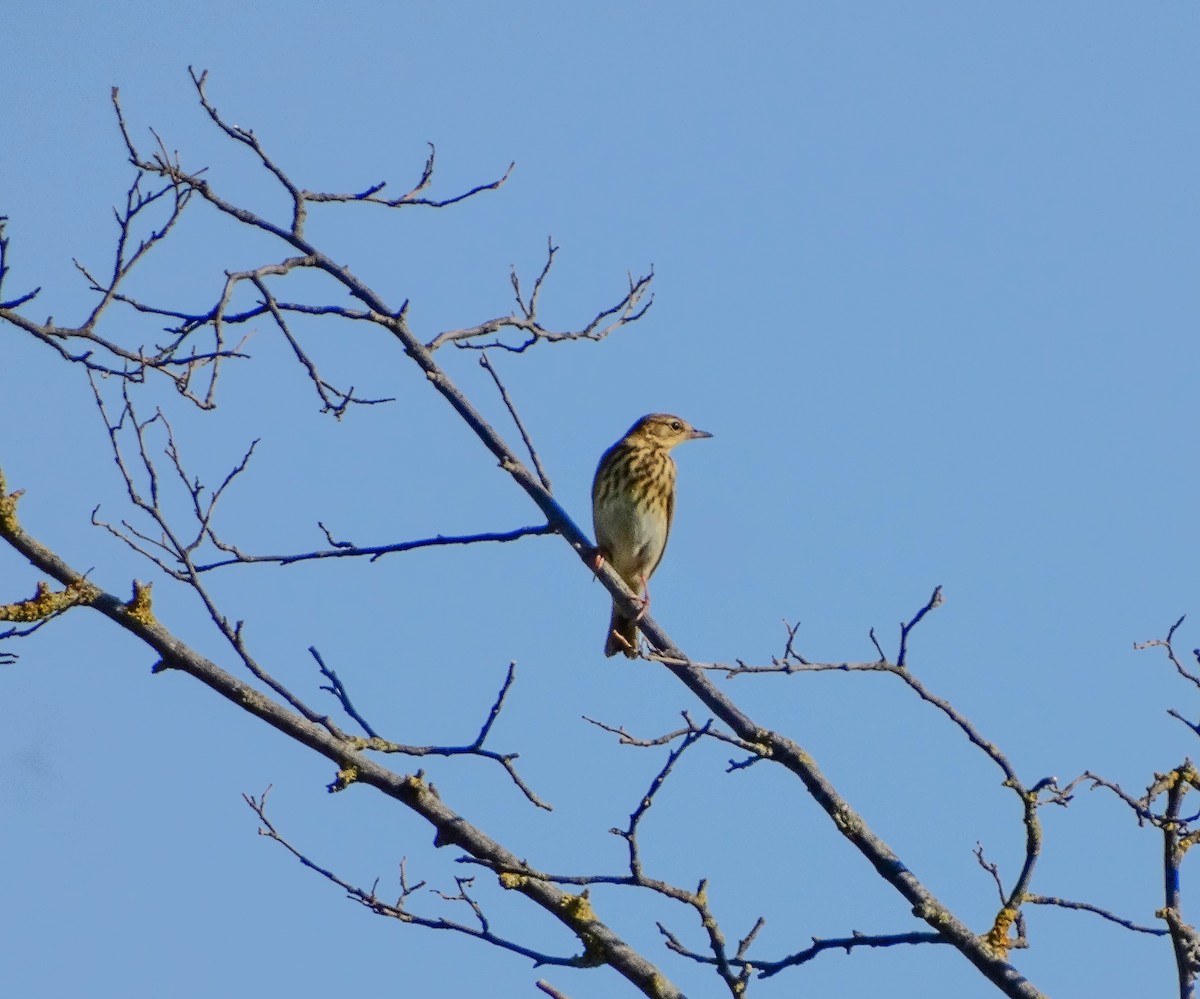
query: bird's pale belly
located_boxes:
[595,494,667,590]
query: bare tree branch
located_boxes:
[244,789,577,966]
[0,469,684,999]
[312,646,380,739]
[752,930,951,978]
[195,523,556,572]
[426,240,652,353]
[1024,894,1167,936]
[0,73,1076,998]
[343,661,552,811]
[1135,615,1197,687]
[480,351,553,491]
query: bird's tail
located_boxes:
[604,603,640,658]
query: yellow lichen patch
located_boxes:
[560,891,598,923]
[912,900,950,925]
[0,483,23,534]
[560,892,606,967]
[124,581,155,625]
[347,736,399,753]
[329,766,359,792]
[0,578,97,622]
[498,872,529,890]
[1149,768,1184,798]
[982,906,1018,957]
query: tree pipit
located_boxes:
[591,413,711,658]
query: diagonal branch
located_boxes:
[7,74,1050,998]
[660,590,1049,948]
[1024,894,1167,936]
[103,77,1040,995]
[479,351,552,491]
[0,468,684,999]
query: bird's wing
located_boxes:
[648,462,675,580]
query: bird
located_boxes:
[591,413,712,657]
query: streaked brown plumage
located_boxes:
[591,413,712,657]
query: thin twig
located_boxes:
[1024,895,1167,936]
[243,789,577,966]
[479,351,552,490]
[196,523,555,571]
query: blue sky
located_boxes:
[3,4,1199,997]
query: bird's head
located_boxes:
[625,413,713,450]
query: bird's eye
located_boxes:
[670,420,682,431]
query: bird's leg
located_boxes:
[589,545,607,573]
[633,573,651,622]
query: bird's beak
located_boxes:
[689,428,713,440]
